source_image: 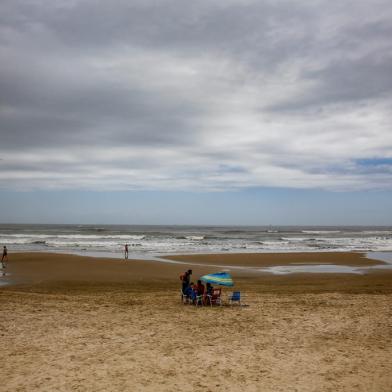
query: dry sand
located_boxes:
[1,252,392,391]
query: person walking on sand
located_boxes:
[124,244,129,260]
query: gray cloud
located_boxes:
[1,0,392,191]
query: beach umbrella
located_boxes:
[200,272,234,287]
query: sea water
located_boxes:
[1,224,391,257]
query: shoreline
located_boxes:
[10,247,392,259]
[8,248,392,266]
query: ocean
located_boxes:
[1,224,392,258]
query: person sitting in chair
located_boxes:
[204,282,214,305]
[184,282,195,300]
[196,280,205,296]
[193,280,205,305]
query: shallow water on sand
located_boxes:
[159,251,392,275]
[0,270,10,285]
[258,264,364,275]
[367,251,392,264]
[254,252,392,275]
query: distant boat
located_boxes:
[266,225,279,233]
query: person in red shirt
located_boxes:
[196,280,205,295]
[194,280,205,305]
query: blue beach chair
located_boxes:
[228,291,241,305]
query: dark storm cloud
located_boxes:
[1,0,392,190]
[269,55,392,112]
[0,1,279,49]
[269,18,392,113]
[0,43,203,149]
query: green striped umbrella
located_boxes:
[200,272,234,287]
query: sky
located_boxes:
[0,0,392,225]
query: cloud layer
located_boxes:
[1,0,392,191]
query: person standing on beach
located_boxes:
[1,246,8,269]
[124,244,129,260]
[180,269,192,294]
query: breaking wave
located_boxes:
[1,225,391,255]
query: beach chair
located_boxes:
[189,289,197,305]
[228,291,241,305]
[196,291,205,306]
[180,290,189,304]
[205,288,222,307]
[187,289,201,306]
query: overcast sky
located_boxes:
[1,1,392,224]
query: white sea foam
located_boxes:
[301,230,341,234]
[360,231,392,235]
[2,233,145,240]
[1,225,392,255]
[185,236,205,240]
[280,237,309,242]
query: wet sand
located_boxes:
[164,251,382,267]
[1,252,392,391]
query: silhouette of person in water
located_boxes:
[124,244,129,260]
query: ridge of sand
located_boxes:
[163,251,382,267]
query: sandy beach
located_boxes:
[3,0,392,390]
[1,252,392,391]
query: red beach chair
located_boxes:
[205,288,222,307]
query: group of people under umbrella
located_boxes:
[180,269,240,306]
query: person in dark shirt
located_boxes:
[2,246,7,263]
[181,269,192,294]
[204,282,214,305]
[1,246,8,273]
[124,244,129,260]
